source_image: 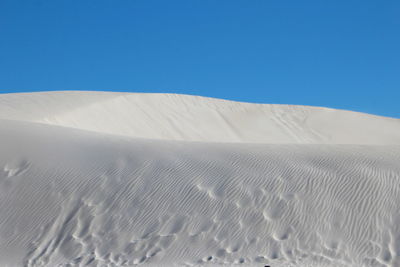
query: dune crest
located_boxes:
[1,91,399,144]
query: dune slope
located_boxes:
[1,91,399,144]
[0,91,400,267]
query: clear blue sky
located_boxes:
[1,1,399,118]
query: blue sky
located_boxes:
[0,1,399,118]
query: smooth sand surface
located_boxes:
[0,91,399,266]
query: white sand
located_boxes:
[0,91,399,266]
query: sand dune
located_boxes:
[1,91,399,144]
[0,91,399,266]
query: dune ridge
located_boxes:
[0,91,399,267]
[1,91,399,144]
